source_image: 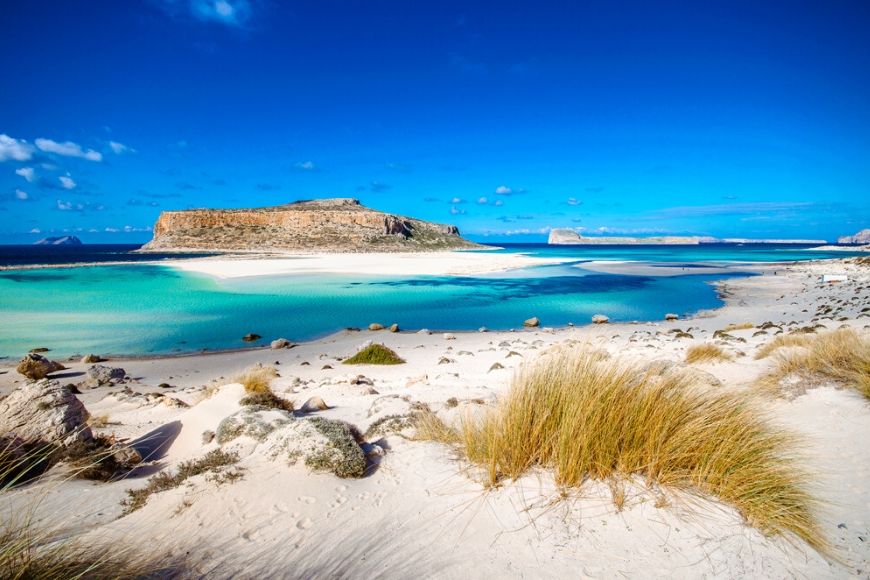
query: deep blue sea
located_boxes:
[0,243,861,358]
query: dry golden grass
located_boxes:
[413,408,460,445]
[755,334,814,360]
[236,365,279,394]
[723,322,754,332]
[685,343,732,364]
[756,328,870,399]
[88,414,110,429]
[0,520,184,579]
[456,349,826,553]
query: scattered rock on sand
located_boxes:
[80,354,102,364]
[418,328,431,335]
[592,314,610,324]
[523,317,540,327]
[389,323,399,333]
[242,333,262,342]
[665,313,679,321]
[85,365,126,388]
[443,333,456,340]
[368,323,385,331]
[271,338,291,349]
[489,362,505,371]
[301,396,330,413]
[361,386,379,395]
[351,375,374,386]
[0,380,92,444]
[16,353,66,380]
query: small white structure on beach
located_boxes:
[822,274,848,283]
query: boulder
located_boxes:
[301,396,330,413]
[389,323,399,333]
[591,314,610,324]
[523,317,540,328]
[0,380,92,445]
[665,313,679,321]
[271,338,291,350]
[16,353,66,380]
[80,354,102,364]
[85,365,126,387]
[368,323,385,331]
[443,333,456,340]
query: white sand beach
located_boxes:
[167,251,566,278]
[1,257,868,578]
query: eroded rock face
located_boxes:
[140,198,478,253]
[0,380,92,445]
[16,353,65,380]
[838,228,870,244]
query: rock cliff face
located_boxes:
[838,229,870,244]
[140,198,480,253]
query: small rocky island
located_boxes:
[34,235,83,246]
[140,198,482,253]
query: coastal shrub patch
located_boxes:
[304,417,367,478]
[756,328,870,399]
[240,391,295,413]
[343,344,405,365]
[685,343,732,364]
[122,449,240,514]
[456,349,826,553]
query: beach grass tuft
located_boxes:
[756,328,870,399]
[236,365,279,394]
[343,344,405,365]
[685,343,732,364]
[723,322,755,332]
[455,348,826,553]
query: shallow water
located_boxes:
[0,243,861,358]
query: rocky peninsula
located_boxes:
[140,198,481,253]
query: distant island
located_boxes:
[33,236,83,246]
[140,198,482,253]
[548,228,827,246]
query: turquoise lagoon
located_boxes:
[0,244,861,358]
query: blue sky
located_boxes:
[1,0,869,244]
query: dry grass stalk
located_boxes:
[458,348,826,553]
[755,334,814,360]
[756,328,870,399]
[236,365,279,394]
[685,343,732,364]
[723,322,754,332]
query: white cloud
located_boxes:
[15,167,35,182]
[451,197,463,204]
[14,189,28,200]
[29,228,41,234]
[56,199,104,212]
[109,141,135,154]
[494,199,504,207]
[477,197,488,204]
[295,160,316,170]
[192,0,251,26]
[450,206,466,215]
[59,175,76,189]
[35,138,102,162]
[57,199,74,211]
[567,197,581,206]
[495,185,512,195]
[0,134,35,162]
